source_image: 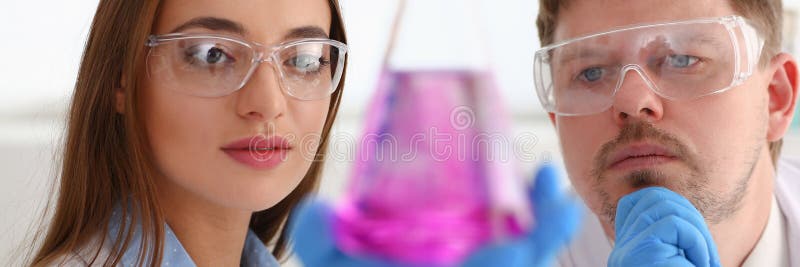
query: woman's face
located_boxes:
[141,0,333,212]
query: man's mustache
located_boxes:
[591,121,698,178]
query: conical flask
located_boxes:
[333,1,533,265]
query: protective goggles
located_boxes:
[534,15,764,116]
[145,33,348,100]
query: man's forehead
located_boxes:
[551,0,736,44]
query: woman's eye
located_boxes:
[185,44,234,65]
[665,54,699,68]
[578,67,604,82]
[286,54,327,73]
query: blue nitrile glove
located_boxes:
[289,164,582,267]
[608,187,721,267]
[289,199,398,267]
[461,164,582,267]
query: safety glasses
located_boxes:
[145,33,348,100]
[534,16,764,116]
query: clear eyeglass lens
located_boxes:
[147,36,343,100]
[537,19,749,115]
[278,42,341,100]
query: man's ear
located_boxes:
[548,112,556,127]
[115,74,126,114]
[766,52,799,142]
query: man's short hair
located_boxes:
[536,0,785,166]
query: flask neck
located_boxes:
[385,0,490,71]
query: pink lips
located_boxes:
[607,142,677,171]
[221,136,292,170]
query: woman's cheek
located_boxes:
[144,84,226,182]
[291,98,331,158]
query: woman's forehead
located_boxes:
[153,0,332,43]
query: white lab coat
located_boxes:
[556,157,800,266]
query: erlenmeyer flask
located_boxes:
[333,1,532,266]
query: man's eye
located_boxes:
[665,54,700,68]
[578,67,605,82]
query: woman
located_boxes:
[30,0,347,266]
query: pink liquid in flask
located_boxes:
[333,69,531,266]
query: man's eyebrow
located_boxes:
[684,34,726,49]
[555,49,611,65]
[285,26,329,39]
[170,17,247,35]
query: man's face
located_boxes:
[551,0,774,230]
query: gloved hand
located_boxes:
[289,199,398,267]
[608,187,721,267]
[460,164,581,267]
[289,164,582,267]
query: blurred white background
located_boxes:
[3,0,800,265]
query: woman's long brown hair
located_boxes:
[29,1,347,266]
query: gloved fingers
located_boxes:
[608,230,682,267]
[610,248,693,267]
[614,187,719,265]
[289,198,339,266]
[530,164,562,204]
[641,215,712,267]
[609,215,707,267]
[289,198,396,267]
[460,165,580,267]
[463,200,580,267]
[619,200,717,261]
[527,195,581,258]
[527,164,582,257]
[465,164,580,267]
[528,163,580,233]
[461,239,532,267]
[325,256,399,267]
[651,256,695,267]
[619,187,700,232]
[615,187,699,240]
[615,187,653,240]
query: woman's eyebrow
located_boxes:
[285,26,329,39]
[170,17,246,35]
[170,18,327,40]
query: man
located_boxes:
[533,0,800,266]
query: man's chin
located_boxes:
[595,168,687,229]
[604,167,686,197]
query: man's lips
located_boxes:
[606,142,678,171]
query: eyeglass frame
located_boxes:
[144,32,349,100]
[533,15,765,116]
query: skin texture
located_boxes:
[117,0,332,265]
[547,0,799,266]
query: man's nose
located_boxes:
[610,65,665,125]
